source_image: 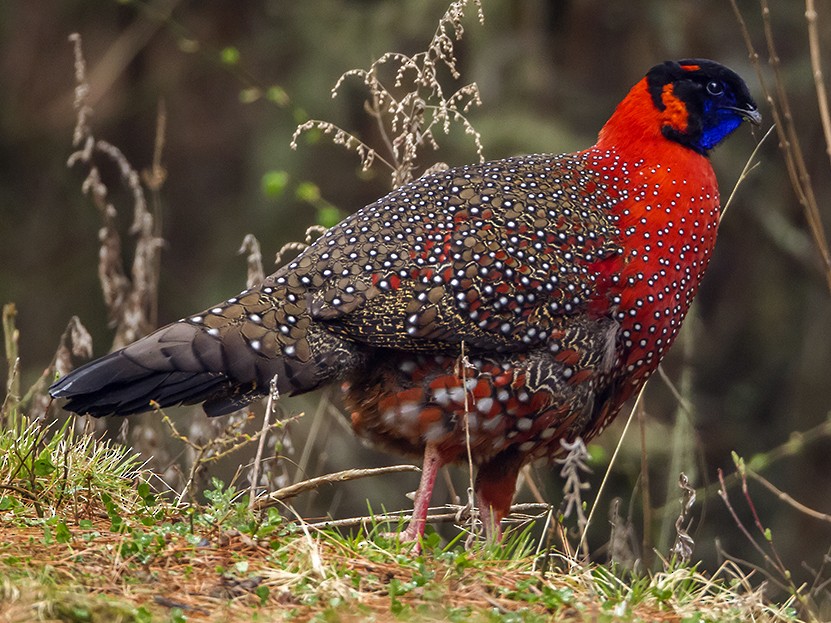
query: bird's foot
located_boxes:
[379,523,424,553]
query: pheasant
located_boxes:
[51,59,759,544]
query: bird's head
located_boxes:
[646,59,761,155]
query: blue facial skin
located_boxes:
[696,99,745,152]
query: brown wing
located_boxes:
[296,153,622,352]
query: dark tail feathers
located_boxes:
[49,321,261,417]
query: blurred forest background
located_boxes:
[1,0,830,595]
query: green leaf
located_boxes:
[135,606,153,623]
[255,584,270,605]
[137,481,156,506]
[33,456,55,477]
[262,170,289,198]
[586,443,607,465]
[295,181,321,203]
[110,516,123,531]
[293,108,308,124]
[220,46,240,65]
[266,85,289,107]
[55,521,71,544]
[316,205,342,229]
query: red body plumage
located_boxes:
[595,76,721,387]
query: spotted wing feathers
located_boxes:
[297,154,622,351]
[51,152,622,418]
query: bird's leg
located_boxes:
[386,441,443,549]
[474,448,525,543]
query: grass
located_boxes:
[0,419,802,622]
[3,410,792,621]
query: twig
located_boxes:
[249,376,279,509]
[717,468,776,568]
[656,365,694,417]
[456,341,478,538]
[365,90,403,174]
[805,0,831,169]
[163,407,290,504]
[532,504,556,574]
[717,463,815,617]
[303,502,549,531]
[142,98,167,329]
[67,33,163,349]
[2,304,20,425]
[253,464,421,509]
[636,396,652,567]
[520,465,548,506]
[715,540,791,594]
[654,416,831,523]
[292,0,484,189]
[153,596,210,615]
[720,123,775,221]
[293,390,330,484]
[746,468,831,524]
[0,483,40,502]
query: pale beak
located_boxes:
[727,105,762,126]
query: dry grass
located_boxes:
[0,512,800,623]
[291,0,485,190]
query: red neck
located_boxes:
[596,77,710,174]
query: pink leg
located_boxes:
[386,442,443,549]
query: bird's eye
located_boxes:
[706,80,724,96]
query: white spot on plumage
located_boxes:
[476,397,493,414]
[516,417,533,431]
